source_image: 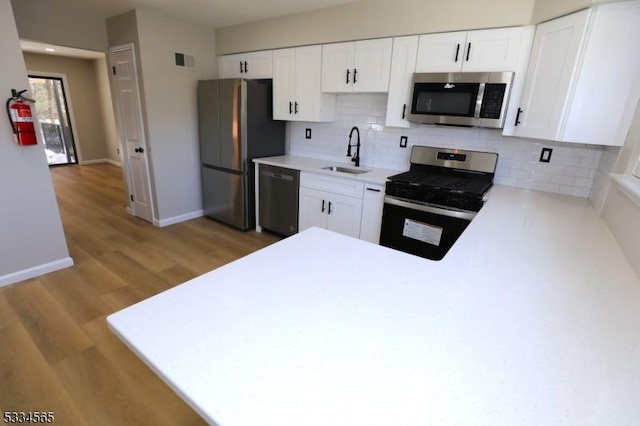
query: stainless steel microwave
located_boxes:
[407,72,514,129]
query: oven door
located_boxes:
[380,196,476,260]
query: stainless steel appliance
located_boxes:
[258,164,299,236]
[198,79,285,230]
[380,146,498,260]
[408,72,513,129]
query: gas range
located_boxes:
[386,146,497,213]
[380,146,498,261]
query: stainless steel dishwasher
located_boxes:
[259,164,299,236]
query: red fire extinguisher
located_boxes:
[6,89,37,146]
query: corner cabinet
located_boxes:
[511,1,640,146]
[272,46,336,122]
[385,36,419,128]
[298,172,363,239]
[218,51,273,79]
[415,27,525,73]
[321,38,393,93]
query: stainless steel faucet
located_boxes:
[347,126,361,167]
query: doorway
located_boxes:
[28,75,78,166]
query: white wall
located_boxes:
[0,0,72,287]
[134,8,217,225]
[216,0,535,54]
[10,0,108,51]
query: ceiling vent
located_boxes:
[174,52,195,70]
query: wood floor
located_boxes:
[0,163,280,425]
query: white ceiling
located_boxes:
[64,0,364,29]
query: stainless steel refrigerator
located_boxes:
[198,79,285,230]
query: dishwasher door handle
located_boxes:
[263,171,294,181]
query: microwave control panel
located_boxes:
[479,84,506,119]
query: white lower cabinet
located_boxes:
[298,172,364,239]
[359,183,385,243]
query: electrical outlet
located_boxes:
[116,148,120,154]
[539,148,553,163]
[400,136,408,148]
[305,128,312,139]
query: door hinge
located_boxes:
[112,66,116,75]
[130,194,134,202]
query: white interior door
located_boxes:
[109,44,154,223]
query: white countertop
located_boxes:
[252,155,400,185]
[107,186,640,426]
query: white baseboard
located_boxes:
[154,210,204,227]
[80,158,122,167]
[0,257,74,288]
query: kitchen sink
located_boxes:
[321,165,371,174]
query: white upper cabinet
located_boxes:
[416,27,525,73]
[219,50,273,79]
[385,36,419,128]
[273,46,335,122]
[321,38,393,93]
[512,1,640,146]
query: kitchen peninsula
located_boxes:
[108,186,640,426]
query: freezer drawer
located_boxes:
[259,164,299,236]
[202,166,251,230]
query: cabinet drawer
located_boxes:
[300,172,364,198]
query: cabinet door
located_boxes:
[562,1,640,146]
[415,32,467,73]
[325,192,363,239]
[244,51,273,79]
[463,27,524,72]
[352,38,393,92]
[298,187,329,232]
[513,10,590,141]
[359,184,384,243]
[295,45,324,121]
[219,53,245,78]
[321,42,355,92]
[385,36,418,128]
[272,48,296,120]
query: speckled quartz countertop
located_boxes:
[107,185,640,426]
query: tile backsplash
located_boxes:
[287,93,606,198]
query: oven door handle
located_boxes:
[384,196,477,221]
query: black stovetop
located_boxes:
[386,165,494,212]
